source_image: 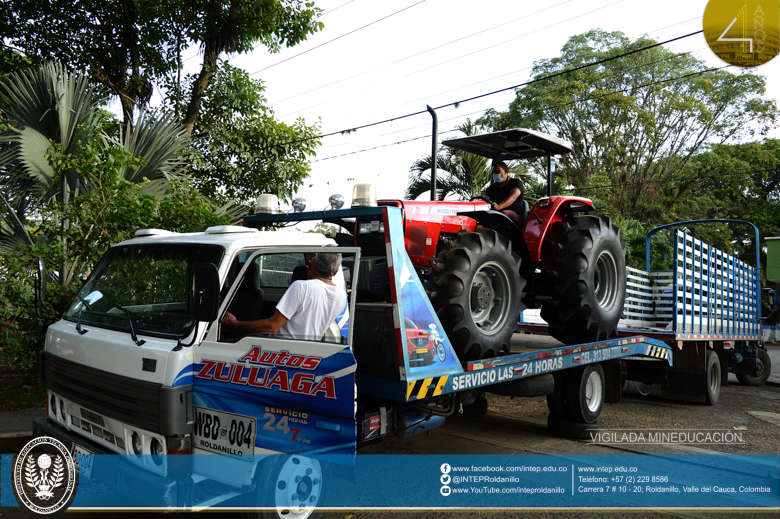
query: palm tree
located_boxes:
[0,62,191,283]
[405,119,531,201]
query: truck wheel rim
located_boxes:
[585,371,603,413]
[274,457,322,519]
[594,250,618,311]
[754,358,764,378]
[469,261,511,335]
[709,361,720,394]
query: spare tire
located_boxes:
[426,227,525,361]
[540,213,626,345]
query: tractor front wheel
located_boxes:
[426,228,525,361]
[540,214,626,345]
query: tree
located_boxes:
[2,0,323,133]
[682,139,780,242]
[406,120,532,201]
[3,1,324,205]
[0,63,194,284]
[480,30,778,224]
[162,64,320,205]
[0,145,229,368]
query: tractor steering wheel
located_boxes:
[471,196,495,209]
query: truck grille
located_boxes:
[40,351,163,434]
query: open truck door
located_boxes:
[190,246,360,498]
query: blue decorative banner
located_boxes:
[3,454,778,509]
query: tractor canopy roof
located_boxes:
[442,128,572,161]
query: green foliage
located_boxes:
[2,0,322,129]
[480,30,778,225]
[307,222,339,237]
[682,139,780,236]
[0,244,73,369]
[0,62,106,213]
[164,63,320,205]
[0,133,229,369]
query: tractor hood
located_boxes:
[442,128,572,161]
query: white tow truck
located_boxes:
[33,198,674,515]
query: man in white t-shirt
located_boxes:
[221,252,346,340]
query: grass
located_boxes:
[0,364,46,412]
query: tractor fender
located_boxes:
[523,197,594,262]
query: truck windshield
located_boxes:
[63,244,223,338]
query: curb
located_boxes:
[0,435,33,454]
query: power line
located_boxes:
[183,0,359,65]
[285,30,704,151]
[280,0,630,119]
[367,47,706,140]
[319,0,358,18]
[269,0,574,105]
[248,0,428,76]
[325,20,706,130]
[311,61,727,162]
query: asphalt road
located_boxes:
[2,340,778,519]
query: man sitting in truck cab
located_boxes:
[221,252,347,341]
[485,160,525,227]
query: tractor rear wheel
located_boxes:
[426,228,525,361]
[540,214,626,345]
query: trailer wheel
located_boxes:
[736,349,772,387]
[427,227,525,360]
[546,371,569,418]
[243,455,328,519]
[565,364,605,424]
[705,349,721,405]
[547,413,600,440]
[540,214,626,345]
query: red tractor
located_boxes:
[376,128,626,361]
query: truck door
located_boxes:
[193,246,360,481]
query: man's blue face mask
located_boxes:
[492,173,503,183]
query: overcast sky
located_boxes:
[181,0,780,212]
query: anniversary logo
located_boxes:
[12,437,77,514]
[703,0,779,67]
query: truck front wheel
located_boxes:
[243,455,329,519]
[540,214,626,345]
[426,228,525,361]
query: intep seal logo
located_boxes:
[13,437,78,514]
[703,1,779,67]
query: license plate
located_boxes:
[416,348,429,354]
[193,407,256,459]
[72,444,94,479]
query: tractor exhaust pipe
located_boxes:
[427,105,437,201]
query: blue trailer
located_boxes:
[520,220,773,404]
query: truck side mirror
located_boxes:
[763,287,778,313]
[195,263,220,322]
